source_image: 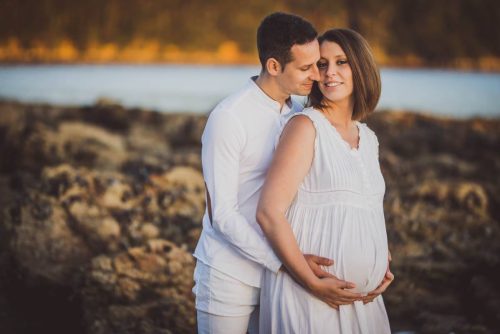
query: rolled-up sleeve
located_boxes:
[201,109,281,273]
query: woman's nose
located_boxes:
[326,65,337,78]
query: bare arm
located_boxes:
[257,115,361,308]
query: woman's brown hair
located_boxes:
[307,28,381,121]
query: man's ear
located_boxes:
[265,58,282,76]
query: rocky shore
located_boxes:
[0,100,499,333]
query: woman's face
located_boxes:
[317,41,353,106]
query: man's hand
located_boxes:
[361,251,394,304]
[304,254,335,278]
[310,276,361,310]
[280,254,362,309]
[304,254,360,310]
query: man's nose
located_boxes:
[310,64,320,81]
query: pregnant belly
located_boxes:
[336,234,388,295]
[289,203,389,295]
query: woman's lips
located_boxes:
[325,82,343,87]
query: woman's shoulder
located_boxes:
[285,111,317,133]
[277,110,317,150]
[289,107,324,125]
[299,106,322,117]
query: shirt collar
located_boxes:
[248,76,293,116]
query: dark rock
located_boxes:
[82,240,196,334]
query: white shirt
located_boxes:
[193,77,302,287]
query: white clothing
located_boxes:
[260,108,391,334]
[193,260,259,316]
[197,308,260,334]
[193,77,301,288]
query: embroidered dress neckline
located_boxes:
[314,109,362,152]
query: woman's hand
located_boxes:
[361,251,394,304]
[309,276,361,310]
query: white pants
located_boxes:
[197,307,259,334]
[193,261,260,333]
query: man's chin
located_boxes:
[292,88,312,96]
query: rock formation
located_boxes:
[1,100,499,333]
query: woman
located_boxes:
[257,29,393,333]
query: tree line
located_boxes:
[0,0,499,68]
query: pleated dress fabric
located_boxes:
[260,107,391,334]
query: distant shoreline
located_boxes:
[1,60,500,73]
[1,98,499,121]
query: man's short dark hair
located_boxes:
[257,12,317,71]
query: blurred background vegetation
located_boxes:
[1,0,499,69]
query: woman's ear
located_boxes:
[265,58,282,76]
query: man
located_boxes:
[192,12,345,333]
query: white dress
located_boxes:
[260,107,391,334]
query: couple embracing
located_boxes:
[192,12,394,334]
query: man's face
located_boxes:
[276,39,321,96]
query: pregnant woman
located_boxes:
[257,28,393,333]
